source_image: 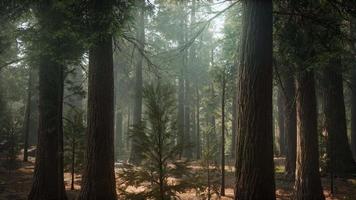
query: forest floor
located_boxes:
[0,154,356,200]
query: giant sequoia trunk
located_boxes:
[283,73,296,178]
[294,70,324,200]
[321,65,356,175]
[234,1,275,199]
[28,59,66,200]
[28,3,67,200]
[77,1,117,199]
[129,0,145,164]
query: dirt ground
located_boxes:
[0,155,356,200]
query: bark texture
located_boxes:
[28,60,66,200]
[234,1,275,199]
[277,86,286,156]
[77,1,117,199]
[294,70,324,200]
[28,2,67,199]
[321,65,356,175]
[351,17,356,159]
[129,0,145,164]
[23,65,33,162]
[283,73,296,178]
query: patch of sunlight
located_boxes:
[275,165,285,174]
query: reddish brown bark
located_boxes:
[234,1,275,199]
[77,1,117,199]
[294,70,324,200]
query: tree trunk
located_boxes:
[77,1,117,199]
[231,89,237,159]
[277,85,285,156]
[114,62,124,160]
[350,17,356,159]
[196,83,201,159]
[181,1,191,159]
[28,60,67,200]
[234,1,275,199]
[129,0,145,165]
[178,68,185,158]
[221,71,226,196]
[23,65,33,162]
[283,73,296,178]
[28,3,67,199]
[71,138,75,190]
[352,67,356,159]
[294,70,324,200]
[115,111,123,160]
[321,64,356,175]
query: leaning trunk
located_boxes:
[234,1,275,199]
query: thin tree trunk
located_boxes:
[177,1,186,158]
[178,68,185,158]
[220,70,226,196]
[231,89,237,159]
[196,83,201,159]
[277,85,285,156]
[71,138,75,190]
[294,69,324,200]
[115,111,123,160]
[352,67,356,158]
[114,62,124,160]
[234,1,275,199]
[182,1,191,158]
[77,1,117,199]
[23,65,33,162]
[283,72,296,179]
[129,0,145,164]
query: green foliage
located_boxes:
[118,82,192,200]
[1,115,22,172]
[192,127,221,199]
[63,108,85,173]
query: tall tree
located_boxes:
[294,68,324,200]
[220,68,226,196]
[282,72,296,178]
[277,85,285,156]
[78,0,117,199]
[321,64,356,175]
[23,65,34,162]
[351,17,356,159]
[129,0,146,165]
[28,2,68,199]
[234,1,275,199]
